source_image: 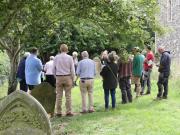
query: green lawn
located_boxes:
[0,76,180,135]
[51,77,180,135]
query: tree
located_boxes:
[0,0,164,94]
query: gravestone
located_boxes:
[0,90,52,135]
[93,57,101,76]
[31,82,56,114]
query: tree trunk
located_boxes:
[6,41,21,95]
[7,57,19,94]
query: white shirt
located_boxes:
[44,60,54,75]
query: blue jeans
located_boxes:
[104,88,116,109]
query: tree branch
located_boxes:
[0,39,12,53]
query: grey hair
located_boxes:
[50,56,54,60]
[81,51,89,58]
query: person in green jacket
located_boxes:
[132,47,144,97]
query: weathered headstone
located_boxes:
[0,90,52,135]
[31,82,56,114]
[93,57,101,76]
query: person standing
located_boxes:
[118,55,133,104]
[141,45,154,95]
[53,44,75,116]
[72,51,78,86]
[76,51,96,113]
[44,56,56,87]
[132,47,144,98]
[156,46,171,99]
[17,52,30,92]
[25,47,43,93]
[100,53,118,110]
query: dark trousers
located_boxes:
[142,69,152,93]
[157,73,169,98]
[119,77,132,103]
[45,75,56,87]
[19,79,28,92]
[28,85,35,90]
[104,88,116,109]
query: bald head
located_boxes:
[158,46,165,54]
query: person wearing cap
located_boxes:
[132,47,144,98]
[44,56,56,87]
[53,44,75,117]
[25,47,43,92]
[156,46,171,99]
[141,45,155,95]
[76,51,96,113]
[17,52,30,92]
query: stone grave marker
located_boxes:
[0,90,52,135]
[31,82,56,115]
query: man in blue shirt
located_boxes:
[76,51,96,113]
[25,47,43,93]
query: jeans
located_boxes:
[119,77,132,103]
[104,88,116,109]
[141,69,152,93]
[157,73,169,98]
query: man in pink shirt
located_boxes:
[141,45,154,95]
[53,44,75,117]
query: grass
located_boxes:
[0,73,180,135]
[50,76,180,135]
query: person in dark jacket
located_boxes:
[156,46,171,99]
[17,52,30,92]
[100,53,118,110]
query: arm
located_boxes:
[37,59,43,72]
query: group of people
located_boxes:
[17,43,171,117]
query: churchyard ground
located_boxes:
[0,66,180,135]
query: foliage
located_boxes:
[0,52,10,76]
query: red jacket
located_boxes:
[143,51,154,71]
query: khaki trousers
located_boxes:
[79,79,94,111]
[55,76,73,114]
[132,76,141,97]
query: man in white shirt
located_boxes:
[44,56,55,87]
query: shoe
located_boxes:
[66,112,74,117]
[155,97,162,100]
[121,101,127,104]
[88,109,95,113]
[129,100,133,103]
[140,92,144,95]
[55,113,62,117]
[105,108,109,111]
[145,92,150,95]
[80,110,87,114]
[162,96,167,99]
